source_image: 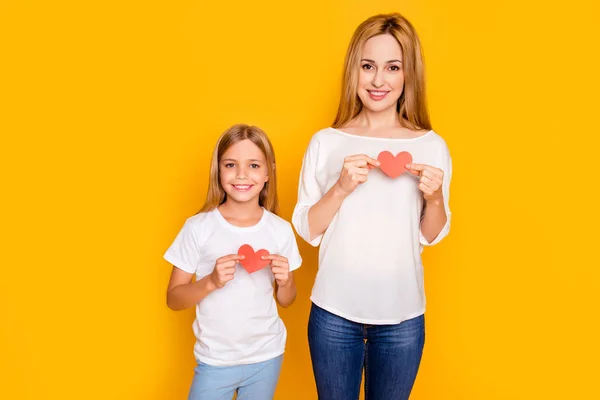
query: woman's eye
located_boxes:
[361,64,374,71]
[389,65,401,71]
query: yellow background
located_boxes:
[1,0,599,399]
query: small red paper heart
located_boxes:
[237,244,270,274]
[377,151,413,178]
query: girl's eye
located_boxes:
[361,64,374,71]
[224,163,235,168]
[250,163,260,169]
[389,65,401,71]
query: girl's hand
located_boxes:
[335,154,380,197]
[406,163,444,202]
[210,254,244,289]
[262,254,291,286]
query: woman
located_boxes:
[292,13,452,399]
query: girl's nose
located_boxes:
[236,166,248,179]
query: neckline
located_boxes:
[213,207,268,232]
[328,127,433,142]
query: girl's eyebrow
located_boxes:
[221,158,264,163]
[361,58,403,63]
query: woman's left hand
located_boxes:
[406,163,444,202]
[261,254,291,287]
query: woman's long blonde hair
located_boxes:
[333,13,432,131]
[198,124,279,215]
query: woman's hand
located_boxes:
[406,163,444,202]
[335,154,380,196]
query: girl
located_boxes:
[292,13,452,399]
[165,124,302,400]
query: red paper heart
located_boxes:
[377,151,413,178]
[237,244,270,274]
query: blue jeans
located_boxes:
[308,303,425,400]
[188,355,283,400]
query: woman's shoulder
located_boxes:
[307,127,336,143]
[416,129,449,153]
[425,129,445,141]
[296,127,337,155]
[304,127,357,149]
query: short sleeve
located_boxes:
[292,136,324,247]
[279,223,303,272]
[419,143,452,246]
[163,220,202,274]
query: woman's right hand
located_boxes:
[210,254,244,289]
[335,154,380,196]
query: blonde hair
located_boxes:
[198,124,279,215]
[333,13,432,131]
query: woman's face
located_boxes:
[357,34,405,113]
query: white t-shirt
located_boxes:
[292,127,452,324]
[164,208,302,366]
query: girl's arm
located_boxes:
[275,272,296,308]
[166,254,243,310]
[264,254,296,307]
[166,267,216,311]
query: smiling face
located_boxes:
[219,139,269,206]
[357,33,405,114]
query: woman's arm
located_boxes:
[294,150,380,242]
[420,198,447,243]
[407,153,452,245]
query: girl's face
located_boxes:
[219,139,269,206]
[357,34,405,113]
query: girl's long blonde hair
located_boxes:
[333,13,432,131]
[198,124,279,215]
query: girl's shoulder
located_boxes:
[186,210,214,224]
[181,210,217,235]
[262,210,294,234]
